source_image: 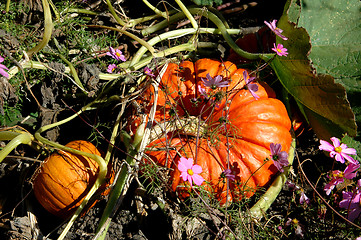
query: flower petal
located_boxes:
[192,174,205,186]
[342,153,357,164]
[334,153,345,163]
[330,137,341,148]
[192,164,203,174]
[342,147,357,155]
[180,172,188,182]
[178,157,191,172]
[319,140,334,152]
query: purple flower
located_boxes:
[198,85,209,99]
[270,143,289,172]
[299,189,310,205]
[144,67,155,77]
[272,43,288,57]
[221,169,236,181]
[286,180,310,205]
[0,55,9,78]
[178,157,205,187]
[319,137,357,164]
[324,163,359,195]
[106,47,126,61]
[264,20,288,40]
[107,64,117,73]
[339,179,361,222]
[243,70,259,100]
[285,218,304,238]
[201,73,229,90]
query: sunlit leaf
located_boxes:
[295,0,361,139]
[269,0,357,140]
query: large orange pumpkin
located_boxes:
[140,58,292,203]
[33,140,112,219]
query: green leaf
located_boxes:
[191,0,222,6]
[269,2,356,140]
[342,134,361,163]
[289,0,361,139]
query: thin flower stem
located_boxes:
[296,151,361,230]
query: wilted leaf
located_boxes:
[269,1,356,140]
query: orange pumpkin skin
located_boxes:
[142,59,292,203]
[33,140,112,219]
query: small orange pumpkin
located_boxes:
[33,140,113,219]
[140,59,292,203]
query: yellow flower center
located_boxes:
[187,169,194,176]
[292,218,299,225]
[116,52,121,57]
[335,146,342,153]
[333,171,344,178]
[277,48,282,53]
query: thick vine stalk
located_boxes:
[94,63,168,240]
[249,137,296,219]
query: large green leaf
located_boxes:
[295,0,361,139]
[269,0,357,140]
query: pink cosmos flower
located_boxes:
[243,70,259,100]
[319,137,357,164]
[339,179,361,222]
[0,55,9,78]
[107,64,117,73]
[144,67,155,77]
[201,73,229,90]
[178,157,205,187]
[324,163,359,195]
[270,143,289,172]
[106,47,126,61]
[272,43,288,57]
[264,20,288,40]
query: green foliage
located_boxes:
[191,0,223,6]
[269,0,358,141]
[0,103,22,127]
[342,134,361,163]
[295,0,361,139]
